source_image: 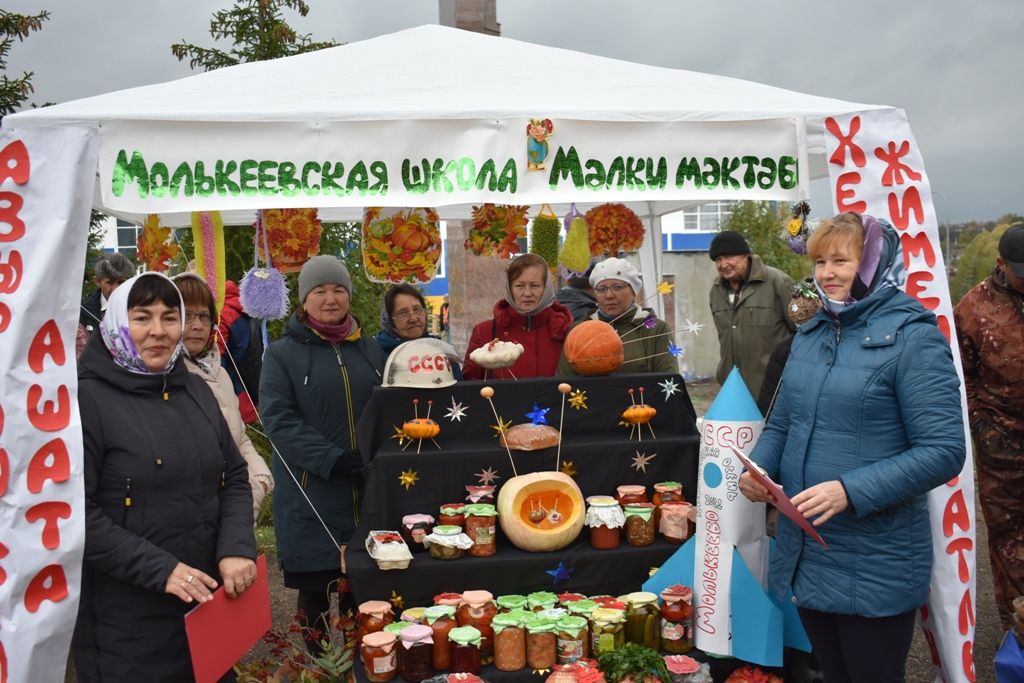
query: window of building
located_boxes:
[115,219,139,259]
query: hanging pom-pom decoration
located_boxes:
[782,201,812,255]
[558,204,591,274]
[529,204,561,271]
[190,211,226,315]
[240,209,290,321]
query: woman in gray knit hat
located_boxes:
[259,255,386,654]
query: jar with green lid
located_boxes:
[491,611,526,672]
[624,591,660,648]
[566,599,597,653]
[423,525,473,560]
[423,605,456,670]
[384,621,414,636]
[623,503,656,546]
[539,607,567,622]
[555,615,589,664]
[590,607,625,657]
[383,621,413,677]
[447,625,483,674]
[496,594,528,613]
[527,590,558,612]
[523,615,557,670]
[438,502,466,528]
[463,504,497,557]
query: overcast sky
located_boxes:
[4,0,1021,222]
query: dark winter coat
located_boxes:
[260,314,386,573]
[555,286,598,323]
[73,333,256,683]
[750,287,965,617]
[80,288,103,331]
[556,306,679,376]
[462,300,573,380]
[756,334,794,417]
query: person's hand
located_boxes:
[792,480,849,527]
[165,563,217,604]
[739,471,772,503]
[219,556,258,599]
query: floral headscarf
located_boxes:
[100,272,185,375]
[814,214,905,308]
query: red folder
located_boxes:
[185,554,271,683]
[730,446,829,549]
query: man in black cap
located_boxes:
[708,230,795,398]
[954,222,1024,630]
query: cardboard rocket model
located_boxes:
[643,368,809,666]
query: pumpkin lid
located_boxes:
[590,607,626,624]
[447,625,483,646]
[460,589,494,606]
[362,631,398,648]
[464,503,497,516]
[526,591,558,608]
[358,600,393,616]
[400,607,426,623]
[624,591,659,607]
[402,514,435,526]
[492,612,526,632]
[423,605,456,623]
[496,594,528,609]
[654,481,682,492]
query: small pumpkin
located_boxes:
[564,320,624,376]
[621,404,657,425]
[403,418,440,440]
[497,472,585,552]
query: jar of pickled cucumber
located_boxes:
[624,592,660,648]
[589,607,625,657]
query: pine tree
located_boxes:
[0,9,50,118]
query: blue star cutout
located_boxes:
[545,561,573,584]
[526,403,550,426]
[667,342,683,358]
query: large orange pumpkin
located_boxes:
[497,472,585,552]
[564,320,624,376]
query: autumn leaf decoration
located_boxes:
[137,214,180,273]
[585,203,645,257]
[466,204,529,258]
[362,207,443,283]
[257,208,322,272]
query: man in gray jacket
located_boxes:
[708,230,795,400]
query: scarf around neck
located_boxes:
[306,313,354,344]
[100,272,185,376]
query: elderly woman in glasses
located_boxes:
[557,256,678,375]
[375,283,463,378]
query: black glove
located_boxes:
[330,449,364,479]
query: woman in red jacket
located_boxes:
[463,253,572,380]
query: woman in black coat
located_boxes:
[73,273,257,682]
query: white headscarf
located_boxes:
[100,272,185,375]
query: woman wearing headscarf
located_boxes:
[259,255,386,652]
[462,253,573,380]
[174,273,273,526]
[739,213,965,682]
[74,273,257,683]
[375,283,462,379]
[556,256,678,375]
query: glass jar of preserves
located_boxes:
[527,591,558,612]
[400,607,426,625]
[400,514,435,553]
[524,615,557,670]
[438,503,466,528]
[496,594,527,613]
[433,592,462,607]
[463,504,497,557]
[660,585,695,654]
[457,590,496,664]
[398,624,434,682]
[590,607,625,657]
[652,481,684,507]
[424,525,472,560]
[557,592,586,608]
[616,484,647,508]
[585,495,625,549]
[447,626,483,674]
[592,597,626,611]
[566,599,597,650]
[624,592,660,648]
[623,503,656,546]
[539,608,568,622]
[423,605,456,671]
[491,611,526,672]
[357,600,395,645]
[659,502,691,544]
[555,615,589,664]
[384,621,412,675]
[465,485,495,505]
[361,630,398,682]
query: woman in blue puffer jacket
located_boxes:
[740,213,965,683]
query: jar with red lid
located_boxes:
[400,514,435,553]
[423,605,455,670]
[438,503,466,528]
[557,592,586,608]
[357,600,395,645]
[659,501,692,544]
[616,484,647,508]
[447,626,483,674]
[433,592,462,607]
[585,495,625,549]
[463,504,497,557]
[623,503,656,546]
[660,585,694,654]
[456,590,497,664]
[465,485,495,505]
[398,624,434,682]
[361,630,398,682]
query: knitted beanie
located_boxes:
[708,230,751,261]
[298,255,352,302]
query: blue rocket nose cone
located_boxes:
[704,367,763,421]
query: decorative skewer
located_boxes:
[628,388,641,442]
[556,383,571,473]
[640,387,656,440]
[481,386,518,477]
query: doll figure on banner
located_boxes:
[641,368,810,668]
[527,118,554,171]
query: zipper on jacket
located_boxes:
[162,376,168,401]
[333,343,359,452]
[123,478,133,525]
[220,462,226,490]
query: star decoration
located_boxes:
[657,281,675,295]
[545,561,574,584]
[533,669,551,676]
[526,403,550,425]
[491,416,513,437]
[390,590,404,610]
[659,378,681,401]
[390,425,409,446]
[643,316,658,329]
[444,397,469,422]
[398,468,420,490]
[477,467,501,485]
[631,451,658,473]
[684,318,705,335]
[560,460,577,477]
[568,389,589,410]
[667,342,683,358]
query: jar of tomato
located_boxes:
[659,501,691,544]
[357,600,395,645]
[433,592,462,607]
[400,514,435,553]
[585,495,625,549]
[423,605,455,670]
[438,503,466,528]
[660,585,694,654]
[524,615,557,670]
[555,615,589,664]
[652,481,684,527]
[398,624,434,682]
[589,608,625,657]
[465,485,495,504]
[557,592,586,607]
[463,504,497,557]
[623,503,656,546]
[457,590,496,663]
[491,611,526,672]
[527,591,558,612]
[361,630,398,682]
[616,484,647,508]
[447,626,483,674]
[496,594,528,613]
[624,592,660,648]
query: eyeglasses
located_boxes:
[393,306,426,321]
[594,283,631,295]
[184,311,212,325]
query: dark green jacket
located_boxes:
[709,254,795,398]
[260,314,386,572]
[556,306,678,376]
